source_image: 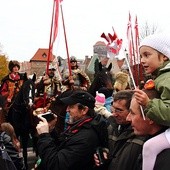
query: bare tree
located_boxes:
[140,21,160,40]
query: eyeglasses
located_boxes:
[110,106,127,113]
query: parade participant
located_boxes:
[134,33,170,170]
[36,90,108,170]
[35,65,62,109]
[0,60,24,111]
[62,56,91,91]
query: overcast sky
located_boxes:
[0,0,170,62]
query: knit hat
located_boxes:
[60,90,95,109]
[139,33,170,59]
[95,91,106,106]
[8,60,20,72]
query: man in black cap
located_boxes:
[36,90,108,170]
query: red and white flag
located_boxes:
[127,12,133,65]
[134,15,139,61]
[51,0,61,48]
[101,28,123,58]
[47,0,62,73]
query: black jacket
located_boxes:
[37,114,108,170]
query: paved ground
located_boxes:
[20,148,37,170]
[28,148,37,170]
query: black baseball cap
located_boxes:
[60,90,95,109]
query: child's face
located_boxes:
[140,46,165,74]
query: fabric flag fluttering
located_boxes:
[134,15,139,57]
[134,15,144,82]
[127,12,136,66]
[127,12,139,86]
[60,2,72,76]
[101,27,123,58]
[101,28,123,74]
[46,0,61,74]
[126,13,145,120]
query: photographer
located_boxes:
[36,90,108,170]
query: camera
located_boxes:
[38,111,56,122]
[96,147,105,165]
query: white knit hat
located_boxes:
[139,33,170,59]
[95,91,106,106]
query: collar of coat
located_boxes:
[65,117,93,134]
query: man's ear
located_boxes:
[163,55,169,61]
[82,106,89,115]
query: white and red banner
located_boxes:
[101,28,123,58]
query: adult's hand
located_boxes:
[94,150,108,166]
[36,116,49,135]
[48,115,57,132]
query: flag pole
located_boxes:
[124,50,146,120]
[127,12,138,86]
[60,3,71,76]
[130,21,138,86]
[46,0,56,75]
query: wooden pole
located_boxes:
[46,0,56,75]
[60,4,71,76]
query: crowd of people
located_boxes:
[0,33,170,170]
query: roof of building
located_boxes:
[93,41,106,46]
[30,48,55,62]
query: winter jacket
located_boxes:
[0,131,24,170]
[37,114,108,170]
[107,117,145,170]
[104,96,113,112]
[146,61,170,126]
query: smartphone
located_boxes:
[39,111,56,122]
[96,147,105,165]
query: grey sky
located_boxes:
[0,0,169,61]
